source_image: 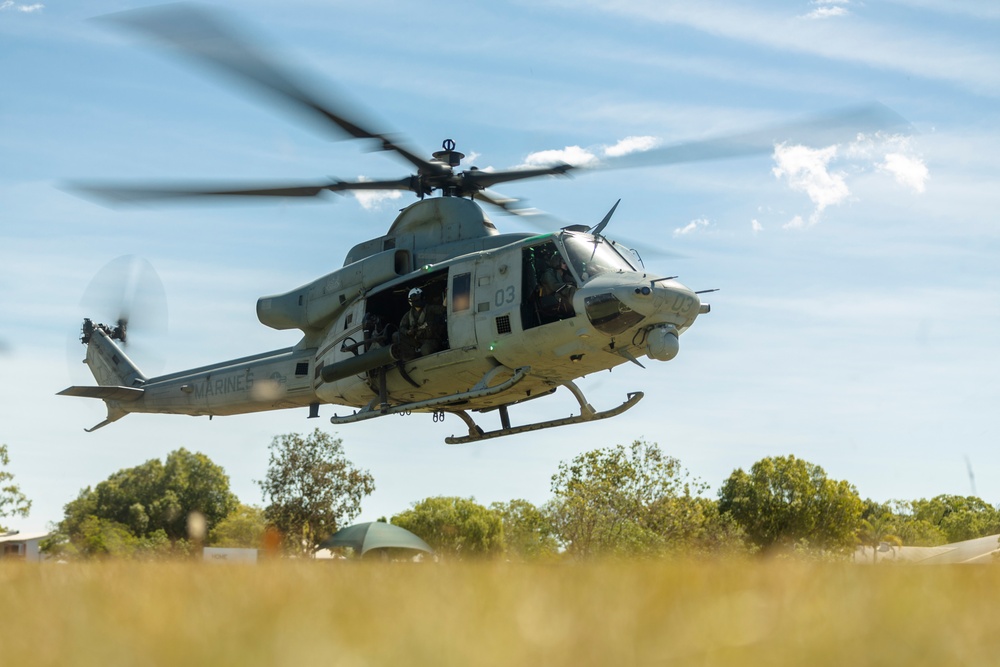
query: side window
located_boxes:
[452,272,471,312]
[522,241,576,329]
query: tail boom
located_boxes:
[59,326,320,429]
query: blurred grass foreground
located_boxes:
[3,560,999,666]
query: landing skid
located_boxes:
[329,364,643,443]
[330,365,531,425]
[446,383,644,444]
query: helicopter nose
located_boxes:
[579,275,701,338]
[646,279,701,323]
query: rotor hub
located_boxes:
[432,138,465,168]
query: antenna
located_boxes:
[964,455,977,497]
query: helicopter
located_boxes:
[58,5,909,444]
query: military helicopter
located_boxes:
[59,5,909,443]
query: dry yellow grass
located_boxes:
[2,560,998,666]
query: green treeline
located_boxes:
[22,433,1000,561]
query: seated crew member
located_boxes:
[538,254,576,316]
[398,287,447,358]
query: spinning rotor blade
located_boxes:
[593,103,911,171]
[463,163,575,191]
[100,4,439,177]
[473,189,541,217]
[79,255,168,342]
[70,177,417,206]
[68,255,168,384]
[83,5,913,218]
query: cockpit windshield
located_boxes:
[561,233,637,282]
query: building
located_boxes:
[0,531,52,562]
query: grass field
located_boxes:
[2,560,998,666]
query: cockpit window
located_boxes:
[561,233,636,282]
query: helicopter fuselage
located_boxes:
[63,198,706,440]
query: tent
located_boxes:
[317,522,433,558]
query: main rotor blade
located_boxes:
[68,177,418,206]
[472,188,577,231]
[473,189,541,216]
[463,163,575,191]
[594,103,912,170]
[100,4,439,176]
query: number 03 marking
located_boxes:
[494,286,516,307]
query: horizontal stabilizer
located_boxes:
[58,385,145,402]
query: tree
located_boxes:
[66,516,177,560]
[886,499,946,546]
[49,448,238,558]
[718,455,863,555]
[859,500,903,563]
[1,444,31,532]
[258,429,375,555]
[547,440,720,558]
[490,498,559,561]
[906,495,1000,544]
[392,496,504,560]
[208,504,267,548]
[648,495,750,557]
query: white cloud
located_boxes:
[802,6,850,20]
[521,146,599,168]
[751,219,763,233]
[881,153,929,193]
[802,1,852,21]
[0,1,44,11]
[772,143,849,226]
[604,135,659,157]
[767,132,928,229]
[521,135,659,168]
[354,190,403,210]
[674,217,710,236]
[845,133,930,193]
[352,176,403,210]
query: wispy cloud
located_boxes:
[0,1,44,11]
[751,219,764,233]
[884,0,1000,20]
[674,217,710,236]
[555,0,1000,96]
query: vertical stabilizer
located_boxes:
[58,325,147,431]
[84,327,147,388]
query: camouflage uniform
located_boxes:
[399,303,447,358]
[539,255,575,316]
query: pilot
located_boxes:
[539,254,576,316]
[398,287,447,358]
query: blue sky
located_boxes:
[3,0,999,534]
